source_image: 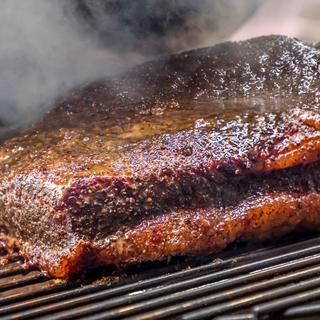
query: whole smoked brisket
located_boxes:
[2,35,320,278]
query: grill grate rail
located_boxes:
[1,235,320,319]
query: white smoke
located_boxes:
[0,0,262,142]
[0,0,145,132]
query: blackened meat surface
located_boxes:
[2,35,320,278]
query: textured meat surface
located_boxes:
[2,35,320,278]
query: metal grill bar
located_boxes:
[74,256,320,320]
[282,302,320,318]
[8,242,320,320]
[181,274,320,319]
[0,257,233,318]
[1,235,320,320]
[0,279,77,308]
[0,273,47,292]
[0,237,311,319]
[0,263,34,278]
[117,263,320,320]
[253,288,320,317]
[214,316,256,320]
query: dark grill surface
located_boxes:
[2,235,320,319]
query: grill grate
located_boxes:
[1,235,320,319]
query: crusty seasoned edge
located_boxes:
[1,190,319,278]
[2,105,320,246]
[2,35,320,277]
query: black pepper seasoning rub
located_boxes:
[2,35,320,278]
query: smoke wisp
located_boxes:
[0,0,263,142]
[0,0,145,139]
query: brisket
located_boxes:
[1,35,320,278]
